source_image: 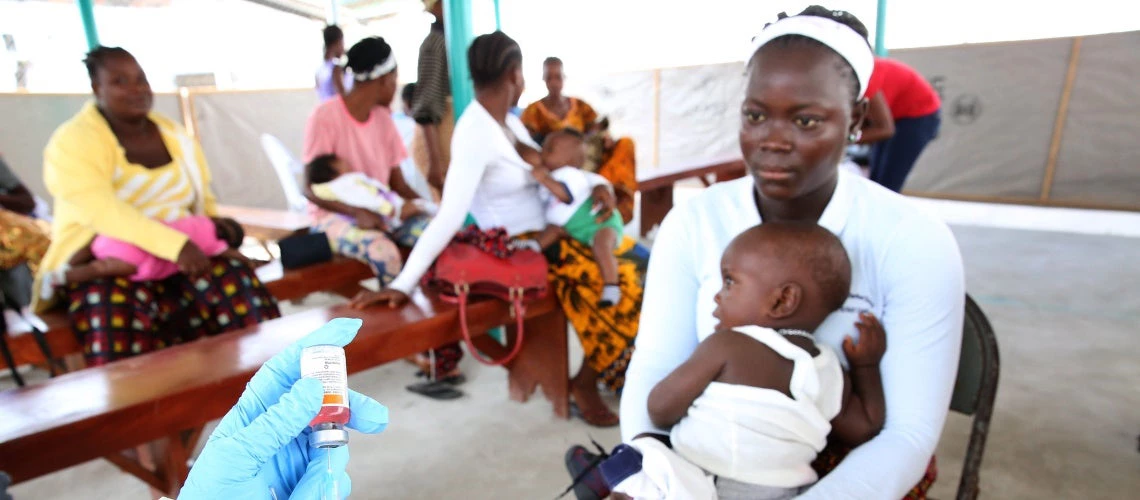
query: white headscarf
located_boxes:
[354,52,397,82]
[749,15,875,98]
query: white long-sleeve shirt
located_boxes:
[620,169,965,499]
[388,101,609,294]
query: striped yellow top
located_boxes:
[33,101,217,312]
[111,159,196,222]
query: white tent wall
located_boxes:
[657,64,749,175]
[1051,31,1140,208]
[571,70,657,177]
[189,89,317,209]
[0,93,181,202]
[892,38,1072,200]
[1,30,1137,212]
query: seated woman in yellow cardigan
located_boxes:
[34,47,280,366]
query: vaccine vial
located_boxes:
[301,344,351,448]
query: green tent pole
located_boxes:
[443,0,475,120]
[77,0,100,50]
[874,0,888,56]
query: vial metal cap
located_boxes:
[309,422,349,448]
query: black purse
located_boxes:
[278,232,334,270]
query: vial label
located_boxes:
[301,345,349,408]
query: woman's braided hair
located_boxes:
[753,5,872,101]
[83,46,132,81]
[467,31,522,88]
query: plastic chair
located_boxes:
[259,133,309,213]
[949,294,1001,500]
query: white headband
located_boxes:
[748,15,875,98]
[354,53,397,81]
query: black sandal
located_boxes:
[405,380,464,400]
[558,441,612,500]
[414,370,467,386]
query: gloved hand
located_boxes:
[180,318,389,499]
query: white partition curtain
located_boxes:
[1,30,1138,212]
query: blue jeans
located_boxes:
[870,110,941,192]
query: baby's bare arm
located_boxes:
[647,333,728,429]
[830,313,888,446]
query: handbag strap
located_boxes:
[455,286,527,366]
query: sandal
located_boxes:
[570,402,620,428]
[559,444,611,500]
[405,380,464,400]
[414,370,467,386]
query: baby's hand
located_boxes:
[219,248,259,269]
[843,312,887,368]
[399,201,423,221]
[530,163,551,180]
[92,258,137,278]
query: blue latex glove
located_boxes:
[180,318,389,499]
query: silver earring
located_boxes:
[848,130,863,143]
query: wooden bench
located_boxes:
[638,159,745,235]
[0,256,373,370]
[0,292,568,496]
[216,204,312,243]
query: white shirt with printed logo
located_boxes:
[620,169,965,499]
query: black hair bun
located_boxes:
[346,37,393,76]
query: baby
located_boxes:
[66,215,245,283]
[306,154,438,247]
[606,222,887,499]
[528,129,625,307]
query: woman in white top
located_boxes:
[352,31,648,427]
[619,8,965,499]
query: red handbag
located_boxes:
[422,227,548,366]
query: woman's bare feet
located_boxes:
[406,353,464,382]
[570,364,619,428]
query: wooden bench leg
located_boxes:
[102,425,202,498]
[639,185,674,237]
[501,309,570,419]
[159,430,192,498]
[105,447,168,494]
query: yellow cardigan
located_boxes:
[33,102,218,312]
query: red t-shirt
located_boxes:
[863,57,941,119]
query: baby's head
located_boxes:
[214,218,245,249]
[540,128,585,170]
[714,222,851,332]
[305,154,348,186]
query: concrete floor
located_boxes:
[7,209,1140,499]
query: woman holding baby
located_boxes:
[352,31,645,427]
[616,6,965,499]
[301,36,463,393]
[34,47,281,366]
